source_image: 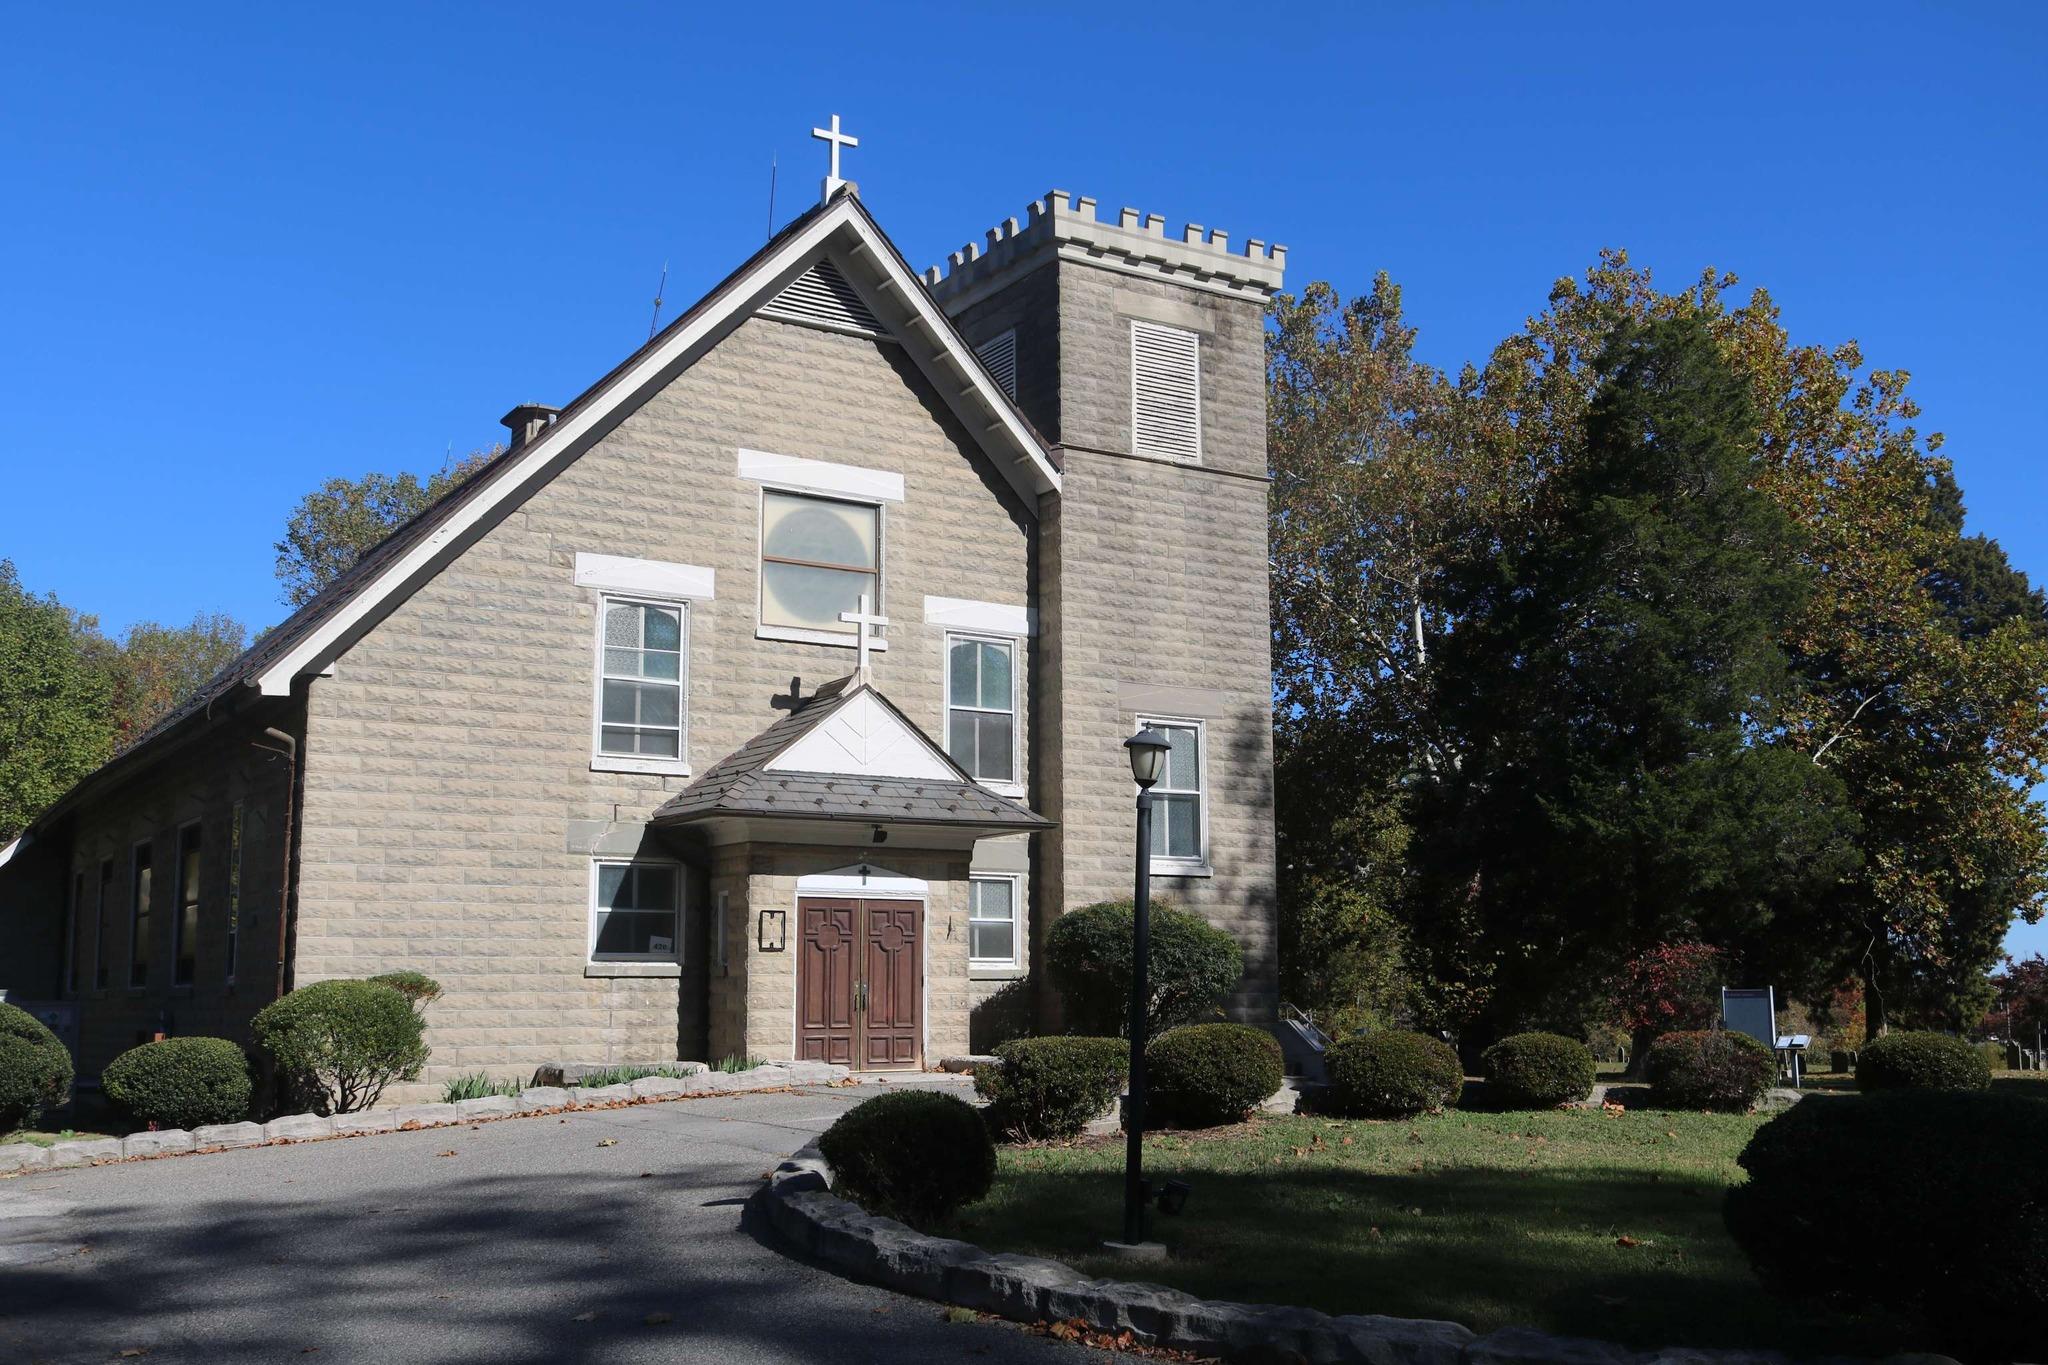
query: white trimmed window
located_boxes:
[1140,719,1208,872]
[946,634,1018,789]
[590,859,681,963]
[595,597,686,772]
[969,874,1020,967]
[758,489,883,645]
[1130,320,1201,463]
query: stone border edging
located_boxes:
[746,1144,1953,1365]
[0,1061,852,1177]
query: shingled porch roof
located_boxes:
[651,678,1051,833]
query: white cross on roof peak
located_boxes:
[838,592,889,684]
[812,113,858,202]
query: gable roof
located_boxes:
[652,677,1050,832]
[24,189,1060,829]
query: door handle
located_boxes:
[854,981,867,1013]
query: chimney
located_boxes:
[500,403,560,450]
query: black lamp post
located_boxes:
[1119,727,1172,1249]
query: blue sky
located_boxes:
[3,4,2044,954]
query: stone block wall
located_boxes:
[736,843,974,1065]
[940,215,1283,1023]
[13,703,302,1080]
[295,308,1039,1092]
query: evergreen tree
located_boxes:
[1407,315,1857,1050]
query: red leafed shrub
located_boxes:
[1611,942,1724,1036]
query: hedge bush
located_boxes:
[1146,1023,1283,1129]
[1646,1030,1775,1111]
[817,1090,995,1228]
[974,1036,1127,1140]
[1323,1031,1463,1118]
[0,1003,72,1132]
[1044,898,1243,1037]
[1856,1030,1992,1093]
[366,970,443,1016]
[102,1037,252,1129]
[1481,1032,1596,1108]
[1725,1091,2047,1360]
[253,979,429,1115]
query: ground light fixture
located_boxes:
[1108,727,1174,1257]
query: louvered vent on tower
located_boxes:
[1130,320,1201,462]
[974,329,1018,401]
[760,258,885,337]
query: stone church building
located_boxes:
[0,169,1286,1096]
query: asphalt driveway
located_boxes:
[0,1076,1102,1364]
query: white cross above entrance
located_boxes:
[812,113,859,200]
[839,592,889,683]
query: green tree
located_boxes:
[0,562,113,842]
[1407,315,1858,1046]
[274,448,499,607]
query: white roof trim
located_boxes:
[250,196,1059,699]
[0,837,19,870]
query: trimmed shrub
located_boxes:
[102,1037,251,1129]
[1323,1031,1463,1118]
[975,1036,1127,1141]
[817,1090,995,1228]
[1481,1032,1596,1108]
[0,1003,72,1132]
[1857,1030,1992,1093]
[253,979,429,1115]
[1044,898,1243,1037]
[1147,1024,1284,1129]
[1726,1091,2048,1360]
[366,970,443,1016]
[1646,1030,1775,1111]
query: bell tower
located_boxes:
[925,192,1288,1021]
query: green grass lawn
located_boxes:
[945,1106,1938,1357]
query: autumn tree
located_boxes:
[0,562,113,842]
[1270,251,2048,1043]
[1610,942,1726,1062]
[92,613,249,749]
[274,447,500,607]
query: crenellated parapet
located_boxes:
[923,189,1287,312]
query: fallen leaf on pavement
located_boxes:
[596,1138,618,1148]
[435,1150,457,1158]
[644,1312,672,1326]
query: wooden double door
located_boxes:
[797,897,923,1070]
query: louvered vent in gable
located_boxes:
[1130,320,1201,462]
[760,257,886,337]
[974,329,1019,401]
